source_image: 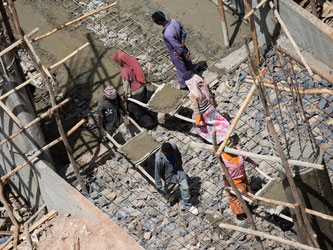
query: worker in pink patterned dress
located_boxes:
[184,71,231,144]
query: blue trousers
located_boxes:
[170,53,194,89]
[164,177,192,208]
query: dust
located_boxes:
[120,131,161,163]
[148,84,188,113]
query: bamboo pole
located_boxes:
[0,28,39,58]
[218,223,320,250]
[0,119,85,182]
[245,78,333,95]
[0,182,19,249]
[123,115,144,132]
[31,2,117,42]
[0,98,70,147]
[243,0,260,67]
[268,1,313,76]
[212,131,264,250]
[0,42,89,102]
[191,142,324,169]
[244,43,320,248]
[21,34,88,193]
[243,0,269,20]
[216,86,256,156]
[217,0,230,47]
[7,0,23,40]
[216,67,267,157]
[275,46,333,85]
[0,100,24,127]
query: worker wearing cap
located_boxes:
[152,11,194,90]
[98,86,128,140]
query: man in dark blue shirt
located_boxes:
[155,142,198,215]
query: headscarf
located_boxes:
[112,50,146,85]
[184,73,212,103]
[104,86,117,100]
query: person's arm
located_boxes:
[117,95,128,116]
[122,79,131,98]
[180,27,186,48]
[207,84,217,108]
[97,104,105,135]
[164,33,184,56]
[154,157,163,190]
[190,94,204,126]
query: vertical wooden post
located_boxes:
[243,0,260,67]
[212,131,264,250]
[0,182,19,249]
[244,42,320,248]
[217,0,230,47]
[6,1,88,193]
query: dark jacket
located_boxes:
[98,95,126,131]
[154,142,186,189]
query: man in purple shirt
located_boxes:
[152,11,194,89]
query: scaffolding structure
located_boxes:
[0,0,332,249]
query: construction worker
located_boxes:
[151,11,194,90]
[154,142,198,215]
[112,50,157,129]
[98,86,129,142]
[220,136,255,220]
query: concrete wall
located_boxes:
[34,159,142,249]
[279,148,333,249]
[253,0,333,68]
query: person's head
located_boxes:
[103,86,117,100]
[152,11,167,25]
[161,142,173,156]
[224,135,239,149]
[112,50,123,66]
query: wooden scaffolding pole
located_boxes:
[1,119,86,182]
[0,182,19,249]
[218,223,320,250]
[216,67,266,157]
[190,142,325,170]
[0,42,89,102]
[31,1,117,42]
[243,0,269,20]
[0,98,70,147]
[212,130,264,249]
[245,78,333,95]
[243,0,260,67]
[6,0,88,193]
[244,42,320,248]
[217,0,230,47]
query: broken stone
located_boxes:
[106,192,117,201]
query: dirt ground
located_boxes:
[37,215,120,250]
[15,0,251,172]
